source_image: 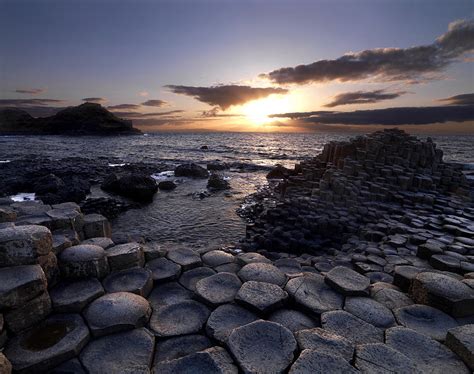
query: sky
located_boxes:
[0,0,473,133]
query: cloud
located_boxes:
[165,84,288,110]
[271,104,474,126]
[438,93,474,105]
[108,104,142,111]
[261,19,474,85]
[141,99,168,107]
[269,110,335,119]
[15,88,46,95]
[139,91,149,97]
[324,89,406,107]
[113,110,184,119]
[82,97,107,104]
[0,98,64,107]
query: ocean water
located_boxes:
[1,132,473,249]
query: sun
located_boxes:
[242,95,292,125]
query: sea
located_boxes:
[1,132,473,250]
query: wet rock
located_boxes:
[84,292,151,337]
[50,278,104,312]
[289,349,358,374]
[58,244,109,279]
[4,314,89,373]
[445,324,474,371]
[179,266,216,292]
[106,242,144,272]
[236,281,288,314]
[202,250,234,267]
[268,309,317,333]
[102,268,153,297]
[158,180,177,190]
[266,165,292,179]
[238,262,287,287]
[82,214,111,239]
[166,248,202,270]
[174,163,209,179]
[101,173,158,202]
[146,257,181,282]
[207,173,230,190]
[344,297,396,328]
[325,266,370,296]
[354,343,420,373]
[4,291,51,333]
[79,328,154,374]
[154,334,212,363]
[227,320,297,374]
[195,272,242,306]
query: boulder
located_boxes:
[101,173,158,202]
[174,163,209,178]
[266,165,292,179]
[207,173,230,190]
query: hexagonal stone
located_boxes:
[215,262,241,273]
[84,292,151,337]
[227,320,297,374]
[146,257,181,283]
[446,324,474,371]
[82,214,111,239]
[268,309,317,333]
[4,291,52,333]
[79,328,154,374]
[393,266,424,292]
[0,265,47,309]
[166,248,202,270]
[202,250,235,267]
[149,300,210,337]
[58,244,109,279]
[148,282,193,309]
[4,314,89,373]
[81,237,114,249]
[321,310,384,345]
[238,263,287,287]
[285,274,343,317]
[46,208,84,231]
[294,328,354,362]
[235,281,288,314]
[325,266,370,296]
[154,334,212,363]
[289,349,358,374]
[354,343,420,373]
[344,297,396,328]
[179,266,216,292]
[235,252,271,266]
[275,258,302,275]
[50,278,104,312]
[102,268,153,297]
[153,346,238,374]
[195,272,242,306]
[394,304,458,341]
[206,304,258,344]
[106,242,144,272]
[372,287,414,310]
[0,225,52,266]
[430,254,462,273]
[366,271,394,284]
[386,326,470,373]
[411,271,474,317]
[142,242,166,261]
[48,358,86,374]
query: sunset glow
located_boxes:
[242,96,293,125]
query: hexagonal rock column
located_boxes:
[324,266,370,296]
[227,320,297,374]
[4,291,52,333]
[237,263,287,287]
[49,278,104,312]
[79,328,154,374]
[235,281,288,314]
[58,245,109,279]
[268,309,317,333]
[102,268,153,297]
[83,292,151,337]
[46,208,84,232]
[195,272,242,306]
[179,267,216,292]
[344,297,396,328]
[4,314,89,373]
[0,225,52,266]
[446,324,474,371]
[294,328,354,362]
[154,335,212,363]
[411,272,474,318]
[289,349,358,374]
[146,257,181,283]
[166,248,202,270]
[82,214,111,239]
[353,343,420,373]
[202,250,235,268]
[105,242,144,272]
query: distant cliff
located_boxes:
[0,103,141,135]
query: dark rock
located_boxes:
[58,244,109,279]
[174,163,209,178]
[268,309,317,333]
[354,343,420,373]
[344,296,396,328]
[235,281,288,314]
[294,328,354,362]
[166,248,202,270]
[195,272,242,306]
[179,266,216,292]
[325,266,370,296]
[154,335,212,363]
[102,267,153,297]
[50,278,104,312]
[445,324,474,371]
[147,282,193,309]
[289,349,358,374]
[202,250,235,268]
[158,180,177,190]
[105,242,144,271]
[146,257,181,282]
[266,164,292,179]
[207,173,230,190]
[4,291,52,333]
[101,173,158,202]
[0,265,47,309]
[238,262,287,286]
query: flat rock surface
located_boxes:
[325,266,370,296]
[237,262,287,286]
[289,349,358,374]
[154,334,212,363]
[166,248,202,270]
[202,250,235,267]
[102,267,153,297]
[179,266,216,292]
[354,343,421,373]
[145,257,181,282]
[106,242,144,271]
[268,309,317,333]
[344,296,396,328]
[147,282,193,309]
[446,324,474,371]
[235,281,288,314]
[372,287,414,310]
[195,272,242,306]
[50,278,104,312]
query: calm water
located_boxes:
[1,132,473,249]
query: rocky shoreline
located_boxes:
[0,129,473,373]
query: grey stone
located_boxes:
[58,244,109,279]
[82,214,111,239]
[235,252,271,266]
[445,324,474,371]
[289,349,358,374]
[154,334,212,363]
[202,250,234,267]
[147,282,193,309]
[372,287,414,310]
[79,328,154,374]
[145,257,181,282]
[179,266,216,292]
[0,265,47,309]
[268,309,317,333]
[50,278,104,312]
[52,233,72,254]
[214,262,241,273]
[102,267,153,297]
[142,242,166,261]
[81,237,114,249]
[275,258,302,275]
[344,297,396,328]
[325,266,370,296]
[4,291,52,333]
[393,266,424,292]
[106,242,144,272]
[195,272,242,306]
[238,262,287,287]
[166,248,202,270]
[235,281,288,314]
[49,358,86,374]
[354,343,421,373]
[227,320,297,374]
[46,208,84,231]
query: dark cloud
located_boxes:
[438,93,474,105]
[271,104,474,126]
[165,84,288,110]
[0,99,64,106]
[269,110,335,119]
[113,110,184,119]
[141,99,168,107]
[15,88,46,95]
[82,97,107,104]
[261,19,474,85]
[108,104,142,111]
[324,89,406,107]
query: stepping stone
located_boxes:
[386,326,470,373]
[179,266,216,292]
[238,263,287,287]
[206,304,258,344]
[82,213,111,239]
[50,278,104,312]
[275,258,302,275]
[285,274,343,316]
[235,252,271,266]
[227,320,297,374]
[5,314,89,373]
[354,343,420,373]
[344,297,396,328]
[79,328,154,374]
[394,304,458,341]
[166,248,202,270]
[82,237,114,249]
[321,310,384,345]
[145,257,181,283]
[4,291,52,333]
[102,268,153,297]
[84,292,151,337]
[153,346,238,374]
[325,266,370,296]
[294,328,354,362]
[148,282,193,309]
[372,287,414,310]
[149,300,210,337]
[58,244,109,279]
[268,309,317,333]
[106,242,144,272]
[0,225,52,266]
[446,324,474,371]
[0,264,47,309]
[202,250,235,267]
[195,272,242,306]
[289,349,358,374]
[235,281,288,314]
[411,271,474,317]
[154,334,213,363]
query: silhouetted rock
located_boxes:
[267,164,292,179]
[158,180,177,190]
[174,163,209,178]
[207,173,230,190]
[101,173,158,202]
